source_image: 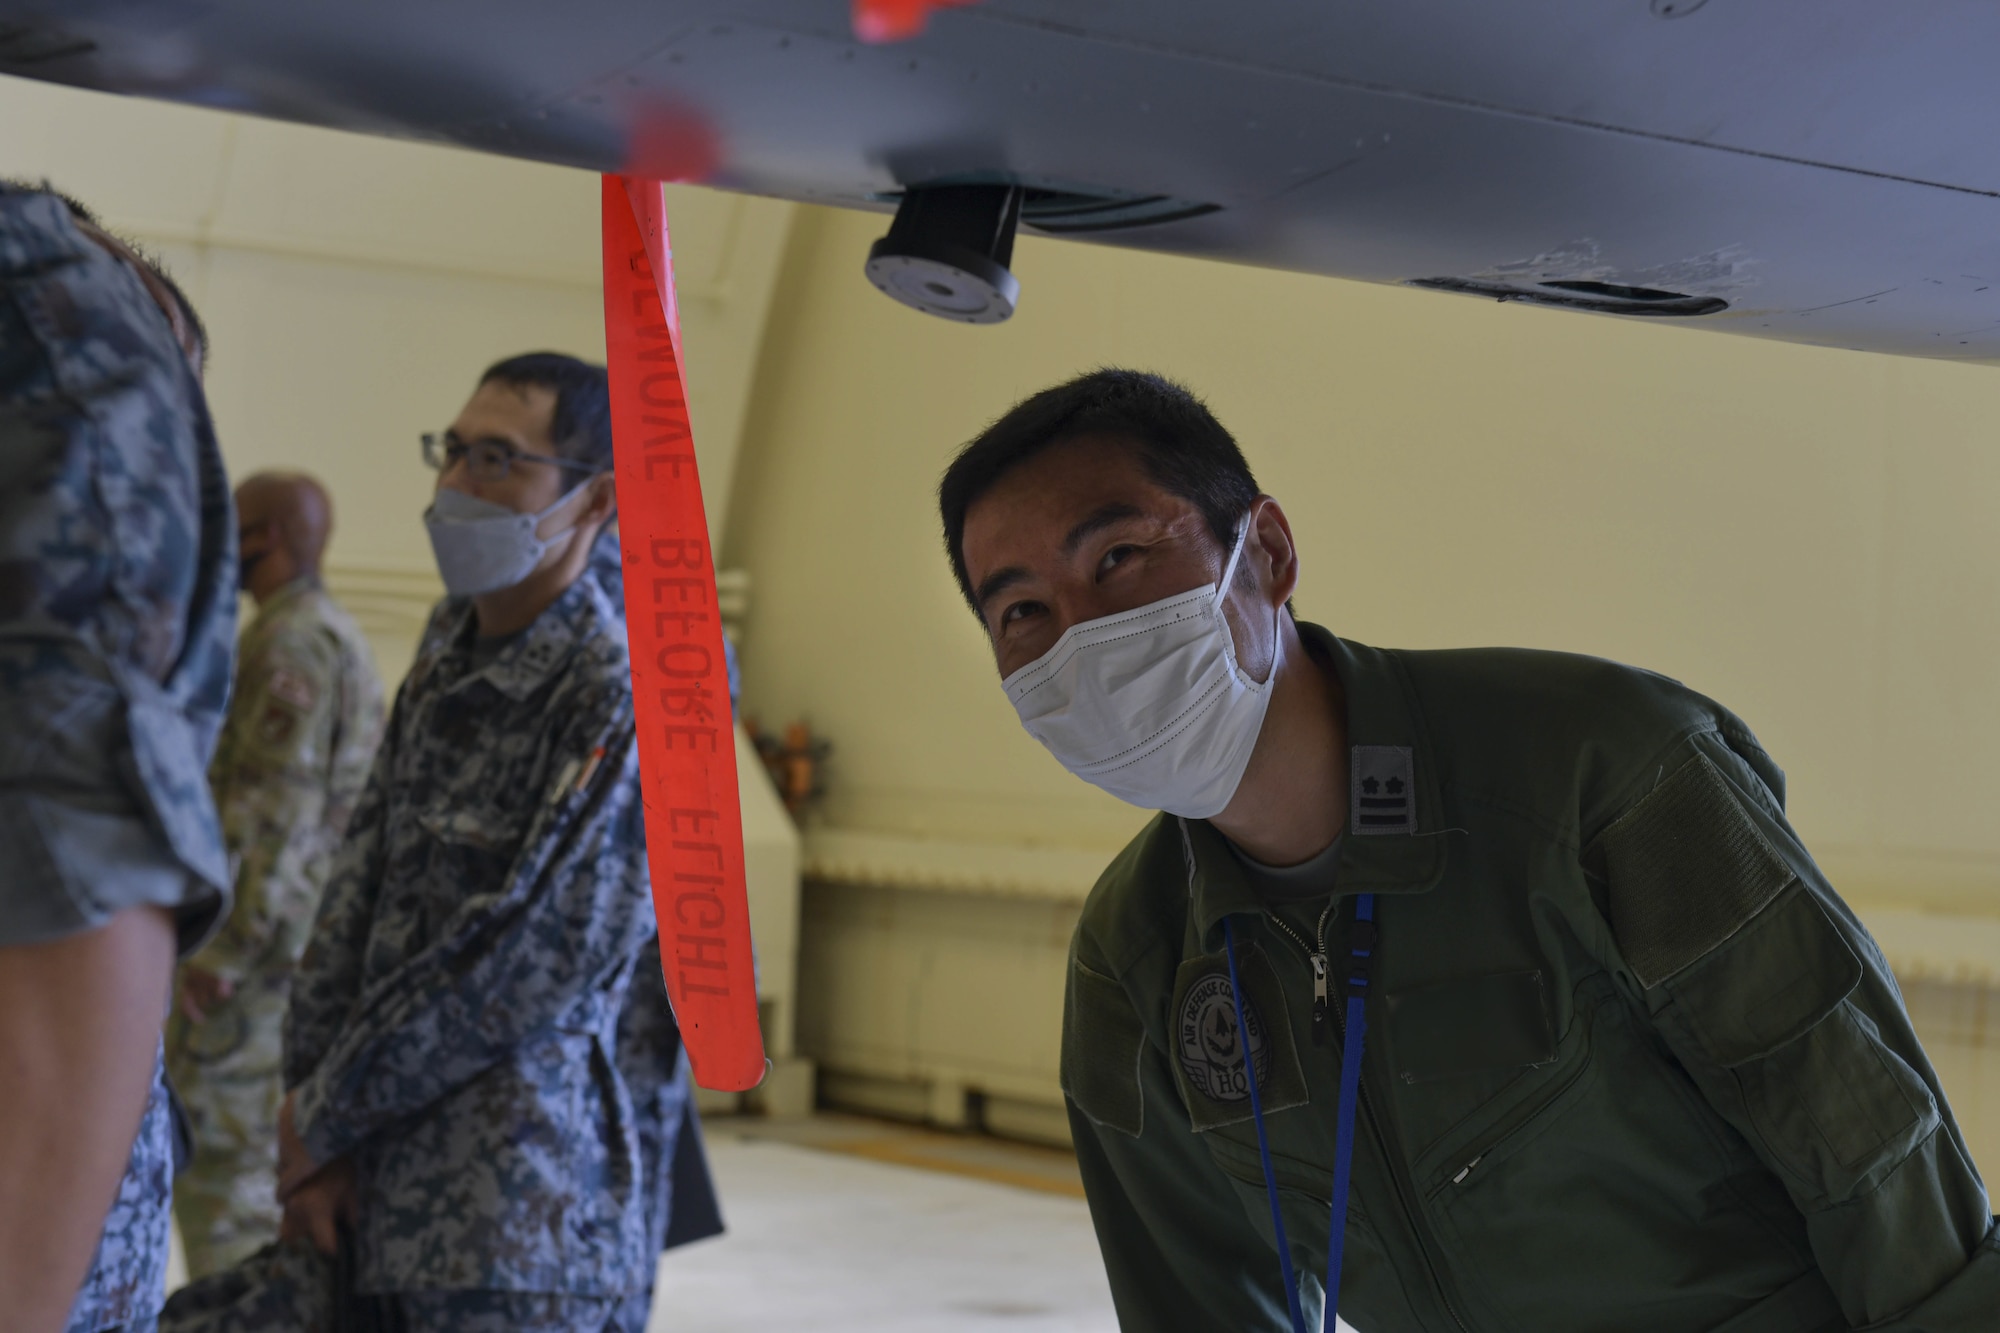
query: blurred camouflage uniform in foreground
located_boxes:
[168,577,384,1277]
[0,185,236,1331]
[164,557,661,1330]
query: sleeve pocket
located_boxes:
[1671,887,1862,1068]
[1063,957,1146,1136]
[1741,1002,1939,1201]
[1668,887,1937,1203]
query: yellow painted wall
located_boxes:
[0,74,794,686]
[730,204,2000,921]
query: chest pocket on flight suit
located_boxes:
[1384,970,1557,1085]
[1061,956,1147,1136]
[415,805,523,928]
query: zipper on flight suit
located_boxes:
[1265,902,1476,1333]
[1263,905,1337,1046]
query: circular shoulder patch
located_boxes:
[172,1003,250,1065]
[1177,972,1270,1103]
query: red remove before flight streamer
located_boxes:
[853,0,979,43]
[600,173,766,1092]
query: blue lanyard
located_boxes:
[1224,892,1376,1333]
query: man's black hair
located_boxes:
[13,180,99,226]
[5,178,210,364]
[938,368,1262,611]
[478,352,612,489]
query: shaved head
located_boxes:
[236,471,333,585]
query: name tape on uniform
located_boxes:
[601,173,767,1092]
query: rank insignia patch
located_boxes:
[1352,745,1415,836]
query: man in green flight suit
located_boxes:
[167,470,385,1276]
[939,369,1998,1332]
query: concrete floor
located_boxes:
[167,1114,1119,1331]
[648,1116,1115,1332]
[166,1112,1361,1330]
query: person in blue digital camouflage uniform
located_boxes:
[164,352,705,1331]
[594,530,726,1281]
[0,183,234,1333]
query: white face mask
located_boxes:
[1002,520,1275,819]
[423,485,582,597]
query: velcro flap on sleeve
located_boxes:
[1062,957,1146,1136]
[1671,884,1863,1068]
[1595,752,1799,990]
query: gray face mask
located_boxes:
[423,486,581,596]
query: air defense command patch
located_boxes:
[1178,972,1269,1103]
[1169,943,1309,1132]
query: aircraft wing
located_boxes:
[5,0,1998,358]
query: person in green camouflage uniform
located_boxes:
[167,471,385,1278]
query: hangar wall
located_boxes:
[6,72,1996,1168]
[725,206,2000,1157]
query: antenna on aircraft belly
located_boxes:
[865,183,1024,325]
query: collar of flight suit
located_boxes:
[1186,622,1450,940]
[439,572,599,702]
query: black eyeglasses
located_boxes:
[421,432,605,484]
